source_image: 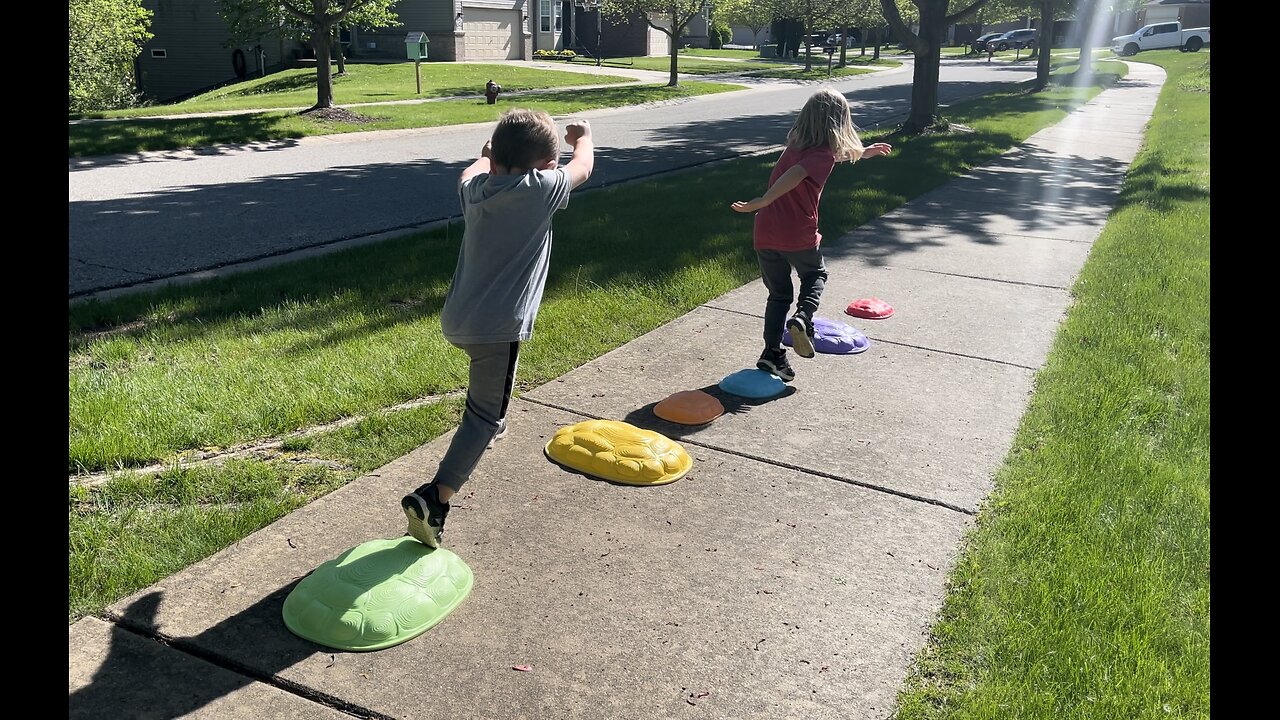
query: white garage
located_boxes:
[464,8,523,60]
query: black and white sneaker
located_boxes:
[401,485,450,548]
[757,348,796,382]
[486,418,508,449]
[787,315,816,359]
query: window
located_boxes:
[151,49,167,58]
[554,1,561,32]
[1157,24,1177,34]
[541,0,551,32]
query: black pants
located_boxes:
[757,247,828,349]
[434,341,520,492]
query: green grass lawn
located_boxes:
[590,55,774,74]
[75,62,630,119]
[69,62,1128,622]
[746,64,883,80]
[894,49,1209,719]
[68,82,742,157]
[680,48,769,60]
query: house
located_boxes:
[537,3,670,58]
[1138,0,1210,28]
[134,0,294,102]
[1112,0,1209,36]
[133,0,687,103]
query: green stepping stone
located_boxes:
[282,536,473,651]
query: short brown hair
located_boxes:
[490,109,559,170]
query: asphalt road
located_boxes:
[68,57,1035,296]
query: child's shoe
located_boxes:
[486,418,508,449]
[402,485,450,548]
[756,348,796,382]
[787,315,816,359]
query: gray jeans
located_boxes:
[757,247,828,349]
[435,341,520,492]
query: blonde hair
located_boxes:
[491,108,559,170]
[786,88,864,162]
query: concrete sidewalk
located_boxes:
[68,62,1165,719]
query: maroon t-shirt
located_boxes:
[753,145,838,252]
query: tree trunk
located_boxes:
[1077,0,1097,72]
[803,13,812,71]
[313,25,334,109]
[874,26,881,60]
[668,31,679,87]
[839,26,847,66]
[903,2,945,132]
[904,43,941,131]
[861,26,867,56]
[1033,0,1053,91]
[333,27,346,76]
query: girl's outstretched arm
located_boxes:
[731,165,809,213]
[860,142,893,159]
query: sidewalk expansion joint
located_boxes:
[889,266,1069,290]
[100,611,393,719]
[517,396,977,517]
[698,304,1040,371]
[879,220,1096,244]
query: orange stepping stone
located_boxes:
[653,390,724,425]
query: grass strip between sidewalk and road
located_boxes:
[68,81,742,157]
[74,63,630,119]
[69,61,1127,622]
[893,50,1210,720]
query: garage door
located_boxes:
[465,9,521,60]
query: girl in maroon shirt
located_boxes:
[732,89,892,381]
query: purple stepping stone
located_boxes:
[784,317,870,355]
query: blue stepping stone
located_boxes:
[719,368,788,399]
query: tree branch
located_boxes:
[944,0,991,25]
[333,0,367,23]
[879,0,924,53]
[281,1,313,23]
[644,16,675,38]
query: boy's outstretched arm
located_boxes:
[730,165,809,213]
[563,120,594,189]
[460,141,493,185]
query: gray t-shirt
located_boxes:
[440,167,572,344]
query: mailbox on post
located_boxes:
[406,32,429,94]
[405,32,429,60]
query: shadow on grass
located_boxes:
[69,112,307,160]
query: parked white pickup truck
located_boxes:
[1112,21,1210,56]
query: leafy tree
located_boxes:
[69,0,154,112]
[879,0,990,132]
[604,1,714,86]
[718,0,774,48]
[218,0,400,109]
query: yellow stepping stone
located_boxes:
[545,420,692,485]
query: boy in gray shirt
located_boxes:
[403,109,595,547]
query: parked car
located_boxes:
[991,29,1037,51]
[806,30,864,49]
[1110,21,1210,56]
[971,32,1003,54]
